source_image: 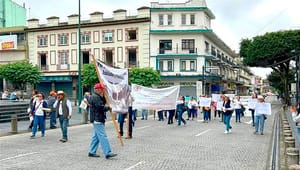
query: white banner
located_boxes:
[216,101,223,111]
[212,94,221,102]
[248,98,257,109]
[198,97,212,107]
[96,60,129,113]
[0,35,17,50]
[131,84,180,111]
[255,103,272,115]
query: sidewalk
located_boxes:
[0,103,84,136]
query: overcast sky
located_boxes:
[13,0,300,78]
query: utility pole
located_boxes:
[78,0,82,113]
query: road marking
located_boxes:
[0,152,38,162]
[135,126,150,130]
[195,129,211,137]
[124,161,145,170]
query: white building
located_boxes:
[149,0,241,96]
[25,7,150,98]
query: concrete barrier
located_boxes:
[286,147,299,167]
[285,136,296,148]
[11,115,18,134]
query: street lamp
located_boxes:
[78,0,82,112]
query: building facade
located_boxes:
[0,0,26,27]
[25,7,150,99]
[149,0,248,97]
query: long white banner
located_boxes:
[96,60,129,113]
[131,84,180,111]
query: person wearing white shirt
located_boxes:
[53,90,72,142]
[30,92,48,138]
[233,96,243,123]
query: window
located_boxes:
[181,61,186,71]
[182,39,195,50]
[128,30,137,40]
[81,33,90,43]
[159,40,172,53]
[59,35,68,45]
[159,14,164,25]
[167,60,173,71]
[190,60,196,71]
[181,14,186,25]
[205,41,209,52]
[39,37,47,46]
[167,15,172,25]
[60,52,68,65]
[159,60,163,72]
[104,32,113,42]
[190,14,195,25]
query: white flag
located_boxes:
[96,60,129,113]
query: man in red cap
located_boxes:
[88,83,117,159]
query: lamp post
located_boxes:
[78,0,82,112]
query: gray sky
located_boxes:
[13,0,300,77]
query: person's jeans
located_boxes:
[89,122,112,156]
[50,111,56,128]
[250,109,255,126]
[254,115,265,133]
[203,110,210,121]
[158,111,164,121]
[177,110,186,126]
[32,115,45,136]
[168,110,175,124]
[224,114,232,131]
[118,114,126,136]
[235,109,242,122]
[59,116,69,139]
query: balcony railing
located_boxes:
[40,65,49,71]
[57,64,70,70]
[158,48,198,55]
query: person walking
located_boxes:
[249,93,257,126]
[83,92,92,121]
[53,90,72,143]
[222,95,234,134]
[28,90,38,130]
[188,96,198,120]
[30,92,48,138]
[253,95,267,135]
[233,96,243,123]
[47,91,57,129]
[141,109,148,120]
[88,83,117,159]
[176,96,187,126]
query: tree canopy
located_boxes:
[81,63,161,87]
[240,30,300,104]
[0,61,41,89]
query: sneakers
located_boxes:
[224,130,229,134]
[253,131,258,134]
[125,136,132,139]
[30,135,35,139]
[228,129,232,133]
[88,153,100,157]
[105,153,117,159]
[41,134,45,137]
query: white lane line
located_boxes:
[124,161,145,170]
[0,152,38,162]
[195,129,211,137]
[135,126,150,130]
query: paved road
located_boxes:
[0,101,281,170]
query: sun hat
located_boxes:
[57,90,64,95]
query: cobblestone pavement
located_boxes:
[0,102,281,170]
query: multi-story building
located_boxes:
[0,0,26,27]
[25,7,150,99]
[149,0,242,96]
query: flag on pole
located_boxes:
[96,60,129,113]
[131,84,180,111]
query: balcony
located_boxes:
[57,64,70,70]
[158,48,198,55]
[40,65,49,71]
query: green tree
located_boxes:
[240,30,300,104]
[129,67,161,87]
[267,69,295,95]
[0,61,41,90]
[81,64,161,87]
[81,64,98,87]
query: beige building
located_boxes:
[25,7,150,99]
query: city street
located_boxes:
[0,102,281,170]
